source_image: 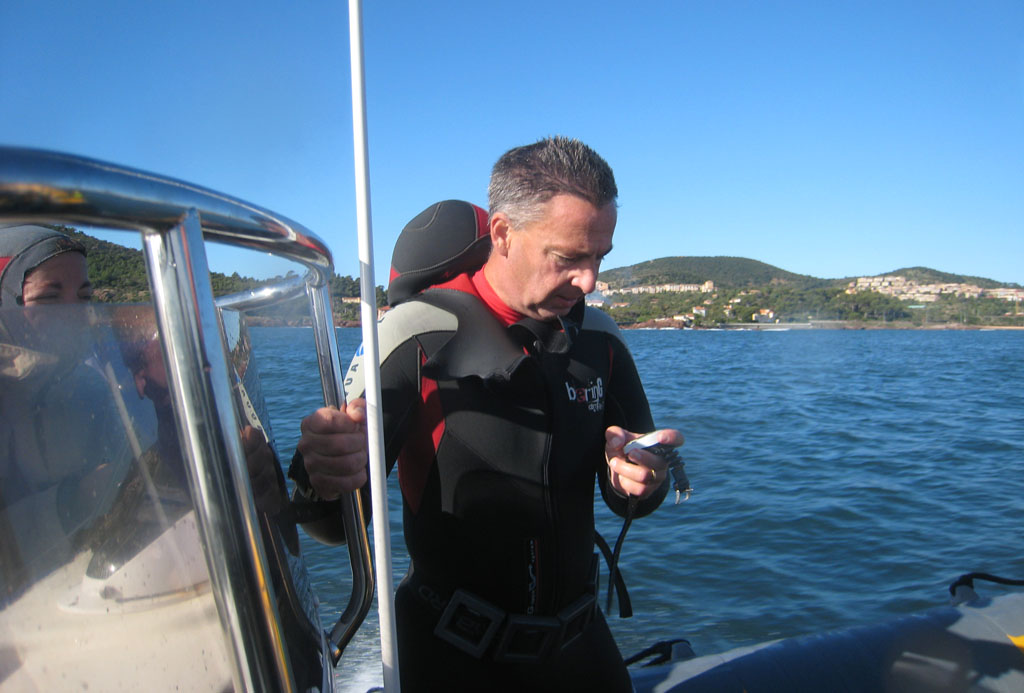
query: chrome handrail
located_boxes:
[215,274,308,312]
[0,146,375,689]
[0,147,331,276]
[306,281,376,663]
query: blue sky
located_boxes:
[2,1,1022,285]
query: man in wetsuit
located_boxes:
[292,137,683,691]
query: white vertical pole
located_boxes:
[347,0,400,690]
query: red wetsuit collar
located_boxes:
[434,268,523,327]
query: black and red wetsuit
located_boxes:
[341,270,668,691]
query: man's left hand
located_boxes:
[605,427,684,500]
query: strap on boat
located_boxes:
[949,572,1024,595]
[623,638,696,667]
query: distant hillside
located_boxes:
[65,227,153,302]
[882,266,1014,289]
[599,256,1017,291]
[59,228,377,323]
[65,227,267,303]
[599,256,829,290]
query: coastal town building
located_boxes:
[845,276,1023,303]
[985,287,1024,302]
[597,280,715,296]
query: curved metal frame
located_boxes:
[0,146,375,690]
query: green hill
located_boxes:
[65,227,153,302]
[60,227,378,323]
[65,227,277,303]
[599,256,1018,291]
[599,256,829,290]
[595,256,1021,328]
[882,266,1011,289]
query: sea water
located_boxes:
[251,327,1024,691]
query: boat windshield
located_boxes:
[0,147,371,691]
[0,253,331,692]
[0,298,235,688]
[1,295,336,691]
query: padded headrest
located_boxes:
[388,200,491,306]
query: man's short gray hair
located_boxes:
[488,136,618,228]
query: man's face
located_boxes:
[133,338,172,411]
[494,194,616,321]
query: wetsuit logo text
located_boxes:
[565,377,604,413]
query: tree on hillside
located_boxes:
[56,228,384,320]
[599,256,826,290]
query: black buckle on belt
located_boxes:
[559,593,595,649]
[433,588,505,659]
[493,614,561,663]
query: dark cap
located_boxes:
[0,225,87,306]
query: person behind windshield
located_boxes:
[0,225,128,602]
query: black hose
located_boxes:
[606,496,638,613]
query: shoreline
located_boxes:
[621,320,1024,331]
[246,318,1024,331]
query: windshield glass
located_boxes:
[0,300,234,689]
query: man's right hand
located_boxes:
[295,398,368,500]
